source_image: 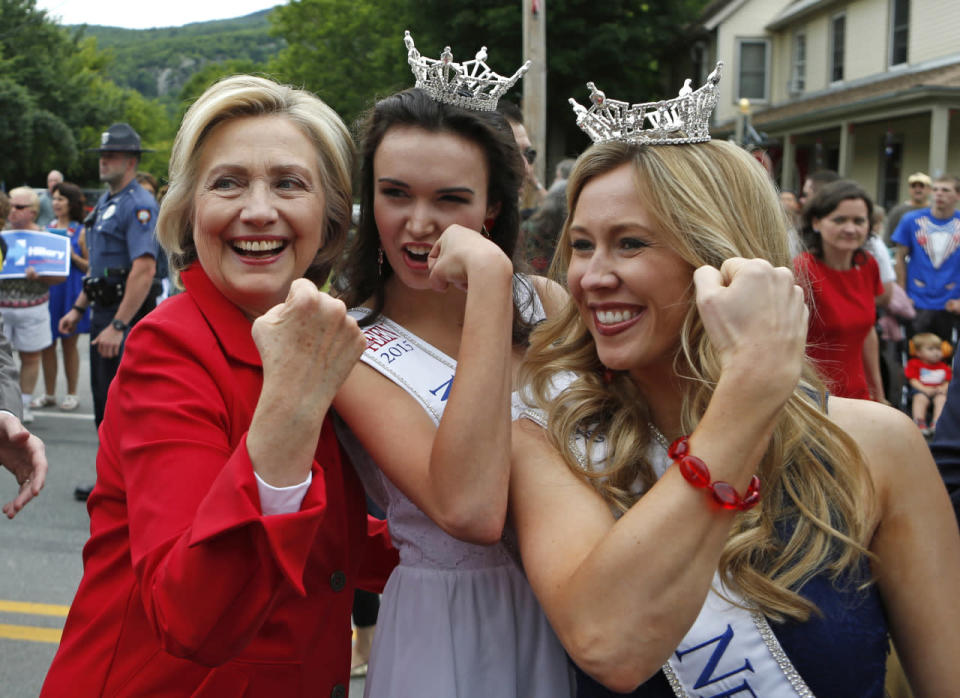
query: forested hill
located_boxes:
[74,9,283,101]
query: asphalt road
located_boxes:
[0,334,97,697]
[0,334,367,696]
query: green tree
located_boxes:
[121,90,175,181]
[0,0,81,183]
[0,0,177,186]
[176,59,269,121]
[267,0,413,129]
[267,0,709,161]
[544,0,710,155]
[0,77,37,184]
[85,10,280,100]
[398,0,710,158]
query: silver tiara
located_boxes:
[569,62,723,145]
[404,30,531,112]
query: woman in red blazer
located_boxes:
[41,76,397,698]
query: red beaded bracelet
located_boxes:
[668,436,761,511]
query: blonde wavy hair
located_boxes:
[156,75,355,287]
[521,140,876,621]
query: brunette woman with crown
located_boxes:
[331,32,573,698]
[509,68,960,696]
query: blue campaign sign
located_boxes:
[0,230,70,279]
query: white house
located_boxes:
[697,0,960,209]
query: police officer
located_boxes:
[59,124,159,501]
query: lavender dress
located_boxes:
[336,277,574,698]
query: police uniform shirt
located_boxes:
[88,179,158,280]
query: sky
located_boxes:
[36,0,282,30]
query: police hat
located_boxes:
[88,123,154,153]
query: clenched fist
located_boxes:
[248,279,366,486]
[253,278,366,414]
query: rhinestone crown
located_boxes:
[404,30,530,112]
[569,62,723,145]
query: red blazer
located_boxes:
[41,264,397,698]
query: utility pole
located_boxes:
[522,0,547,185]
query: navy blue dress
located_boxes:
[46,221,90,337]
[574,561,889,697]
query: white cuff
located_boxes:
[254,471,312,516]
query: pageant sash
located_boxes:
[662,575,814,698]
[349,275,544,425]
[349,308,455,426]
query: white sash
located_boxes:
[349,308,455,426]
[349,275,545,425]
[662,576,813,697]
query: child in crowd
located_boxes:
[905,332,952,434]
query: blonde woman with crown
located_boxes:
[509,74,960,697]
[331,33,573,697]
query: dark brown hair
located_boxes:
[52,182,86,223]
[801,180,874,260]
[336,88,533,344]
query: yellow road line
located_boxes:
[0,600,70,617]
[0,623,62,643]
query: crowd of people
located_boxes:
[778,165,960,437]
[0,162,163,427]
[0,28,957,698]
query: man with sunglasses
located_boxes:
[884,172,931,245]
[7,188,40,231]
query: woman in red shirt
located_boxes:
[795,181,886,400]
[40,76,397,698]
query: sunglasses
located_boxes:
[523,147,537,165]
[910,182,927,188]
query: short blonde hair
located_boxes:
[912,332,944,351]
[8,186,39,214]
[156,75,355,286]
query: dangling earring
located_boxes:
[603,368,615,385]
[377,247,384,277]
[481,217,495,239]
